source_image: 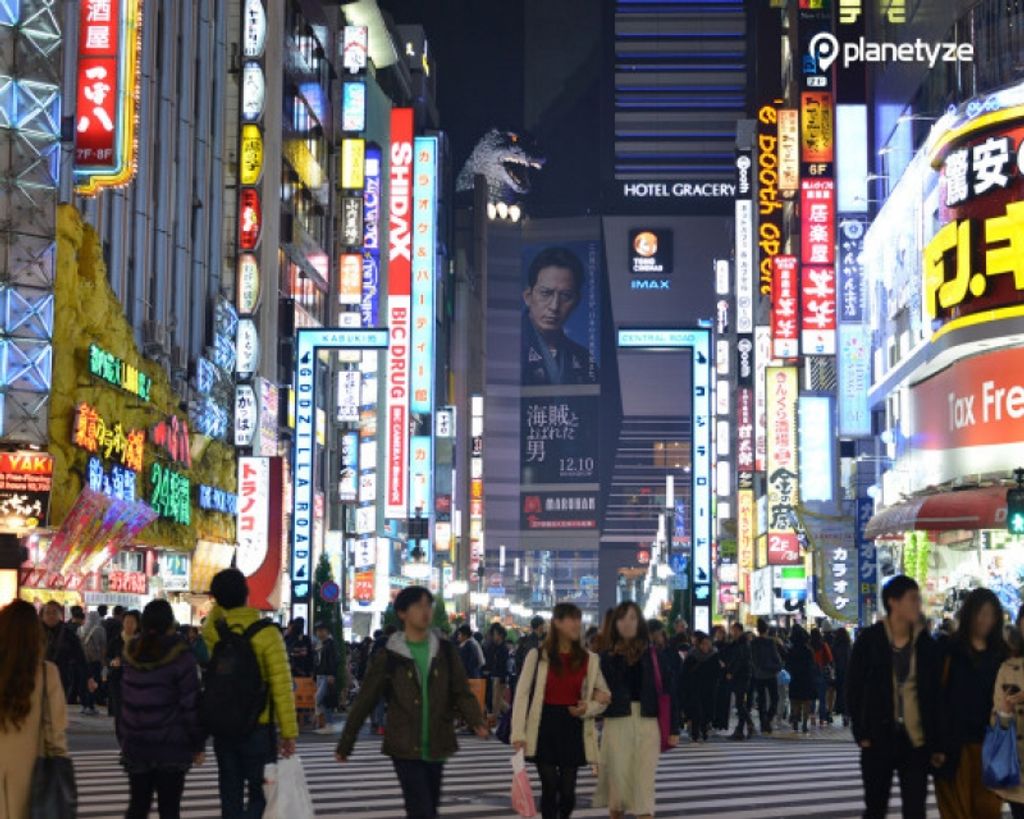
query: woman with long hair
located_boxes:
[119,599,205,819]
[511,603,610,819]
[933,588,1006,819]
[594,601,679,819]
[0,599,68,819]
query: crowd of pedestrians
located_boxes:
[12,572,1024,817]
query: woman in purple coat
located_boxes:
[119,600,205,819]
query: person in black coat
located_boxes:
[40,600,89,705]
[847,575,943,819]
[711,625,731,730]
[831,627,853,727]
[786,624,817,733]
[484,623,512,718]
[105,609,140,723]
[722,623,755,739]
[120,600,204,819]
[681,632,719,742]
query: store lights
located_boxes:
[486,201,522,222]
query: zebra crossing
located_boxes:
[73,733,947,818]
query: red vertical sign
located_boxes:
[75,0,122,167]
[385,108,414,519]
[771,255,799,360]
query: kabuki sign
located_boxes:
[74,0,142,195]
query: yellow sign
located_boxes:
[341,138,365,190]
[778,109,799,193]
[923,202,1024,319]
[738,490,755,593]
[240,125,264,185]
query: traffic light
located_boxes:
[1008,488,1024,535]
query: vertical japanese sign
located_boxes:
[838,218,866,323]
[838,324,872,437]
[361,146,382,327]
[801,179,835,266]
[411,137,437,416]
[409,435,432,549]
[736,386,755,490]
[385,108,414,519]
[735,150,754,333]
[801,266,837,355]
[236,456,283,611]
[771,256,799,359]
[856,496,878,625]
[766,367,800,565]
[778,108,800,193]
[74,0,142,194]
[754,326,773,473]
[738,489,755,597]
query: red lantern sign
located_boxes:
[239,188,262,250]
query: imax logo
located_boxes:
[808,32,973,72]
[631,279,670,291]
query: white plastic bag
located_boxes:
[510,749,537,817]
[262,756,314,819]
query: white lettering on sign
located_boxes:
[949,381,1024,430]
[622,182,738,199]
[388,142,413,263]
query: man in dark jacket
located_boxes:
[314,621,340,726]
[847,575,943,819]
[456,624,484,679]
[724,623,755,739]
[751,618,783,734]
[483,623,511,718]
[681,632,719,742]
[41,601,89,705]
[336,587,487,819]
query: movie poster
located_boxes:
[519,241,602,529]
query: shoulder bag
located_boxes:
[650,647,672,752]
[30,664,77,819]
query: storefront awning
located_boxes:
[865,486,1008,539]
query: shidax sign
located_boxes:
[807,33,973,73]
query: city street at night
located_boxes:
[7,0,1024,817]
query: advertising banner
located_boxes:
[0,452,52,530]
[802,510,857,621]
[521,490,599,530]
[736,386,755,489]
[771,255,799,359]
[766,367,800,565]
[838,218,867,323]
[520,239,602,530]
[755,326,773,472]
[856,497,878,625]
[237,456,283,611]
[799,396,834,503]
[801,179,835,266]
[800,265,837,355]
[738,489,755,596]
[838,324,872,437]
[411,137,437,416]
[339,432,358,502]
[361,146,382,327]
[778,108,800,193]
[757,105,784,300]
[385,108,414,519]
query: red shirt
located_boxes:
[544,653,588,705]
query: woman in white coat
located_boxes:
[511,602,610,819]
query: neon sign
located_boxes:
[150,462,190,525]
[88,343,151,401]
[73,402,144,472]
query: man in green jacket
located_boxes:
[336,586,488,819]
[203,568,299,819]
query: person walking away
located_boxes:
[711,625,731,731]
[485,623,512,720]
[648,620,682,733]
[847,575,942,819]
[40,600,88,708]
[284,617,315,679]
[119,600,205,819]
[336,586,488,819]
[786,625,817,733]
[810,628,834,727]
[79,609,107,715]
[934,588,1006,819]
[511,602,610,819]
[832,627,853,727]
[0,600,69,819]
[314,621,339,729]
[681,632,719,742]
[201,569,298,819]
[751,618,783,734]
[106,609,139,725]
[991,603,1024,818]
[595,601,679,819]
[724,623,755,739]
[457,624,485,679]
[102,604,125,645]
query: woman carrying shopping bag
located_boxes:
[511,602,611,819]
[595,601,679,819]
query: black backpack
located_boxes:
[201,619,275,738]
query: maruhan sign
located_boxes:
[623,181,737,199]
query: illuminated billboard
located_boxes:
[411,137,437,416]
[766,367,800,565]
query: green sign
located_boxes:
[89,343,151,402]
[150,462,190,526]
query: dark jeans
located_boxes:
[81,661,102,709]
[859,733,929,819]
[537,763,579,819]
[125,768,187,819]
[732,680,752,729]
[754,677,779,729]
[214,726,275,819]
[1011,801,1024,819]
[393,758,444,819]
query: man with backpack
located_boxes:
[336,586,488,819]
[201,568,298,819]
[751,617,784,734]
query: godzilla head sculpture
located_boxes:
[456,129,545,202]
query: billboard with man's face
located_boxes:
[520,241,602,530]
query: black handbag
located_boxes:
[29,664,77,819]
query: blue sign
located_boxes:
[198,485,237,515]
[838,324,872,437]
[292,328,388,605]
[341,81,365,132]
[617,327,712,633]
[411,137,437,415]
[87,456,136,503]
[856,496,877,626]
[361,146,381,327]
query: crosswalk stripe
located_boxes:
[72,735,951,818]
